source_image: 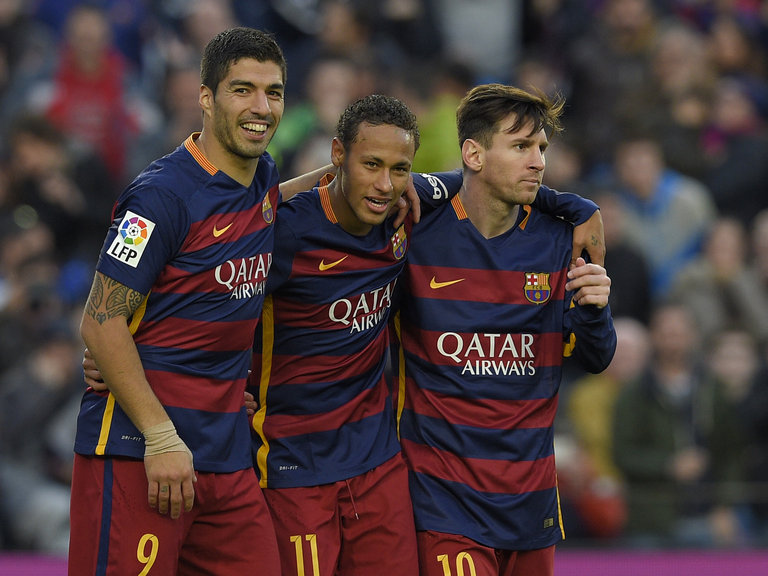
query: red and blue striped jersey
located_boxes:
[393,187,616,550]
[249,184,417,488]
[74,134,280,473]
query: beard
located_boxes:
[212,111,273,160]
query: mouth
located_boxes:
[241,121,268,139]
[365,196,392,214]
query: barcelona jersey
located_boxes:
[249,183,423,488]
[394,180,616,550]
[74,134,280,473]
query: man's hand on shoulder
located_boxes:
[390,174,421,228]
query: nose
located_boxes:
[249,90,271,116]
[530,148,545,171]
[375,169,394,193]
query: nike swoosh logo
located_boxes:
[319,256,348,271]
[430,276,465,289]
[213,222,234,237]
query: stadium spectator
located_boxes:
[35,4,144,184]
[612,301,746,547]
[610,127,717,299]
[562,0,661,171]
[703,327,767,547]
[669,217,768,345]
[701,75,768,228]
[4,113,116,262]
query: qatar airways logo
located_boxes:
[329,279,397,334]
[214,252,272,299]
[437,332,536,376]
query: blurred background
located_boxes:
[1,0,767,570]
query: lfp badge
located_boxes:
[107,210,156,268]
[524,272,551,304]
[391,225,407,260]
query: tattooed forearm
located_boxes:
[85,273,146,325]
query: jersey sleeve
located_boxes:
[564,302,617,373]
[96,185,188,295]
[534,184,598,225]
[412,170,463,215]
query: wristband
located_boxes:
[142,420,193,464]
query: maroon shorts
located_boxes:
[417,531,555,576]
[263,453,418,576]
[68,454,280,575]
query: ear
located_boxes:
[199,84,213,116]
[330,137,345,168]
[461,138,484,172]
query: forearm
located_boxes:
[279,164,335,201]
[80,313,170,432]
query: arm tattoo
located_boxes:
[85,273,146,325]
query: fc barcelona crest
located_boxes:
[524,272,551,304]
[391,225,407,260]
[262,194,274,224]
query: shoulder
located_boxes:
[131,145,208,200]
[279,187,321,216]
[275,188,323,236]
[526,204,573,234]
[412,170,462,204]
[255,151,280,184]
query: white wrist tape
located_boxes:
[142,420,193,463]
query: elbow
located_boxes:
[591,342,618,374]
[79,312,98,350]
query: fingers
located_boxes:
[182,476,196,513]
[391,175,421,228]
[159,483,172,516]
[409,186,421,223]
[168,483,182,519]
[148,477,195,519]
[145,451,196,519]
[85,374,108,392]
[83,348,107,390]
[243,390,257,417]
[571,286,610,308]
[148,480,160,511]
[566,259,611,308]
[391,196,408,229]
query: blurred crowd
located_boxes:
[0,0,767,555]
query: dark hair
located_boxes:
[456,84,565,149]
[336,94,420,151]
[200,27,286,94]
